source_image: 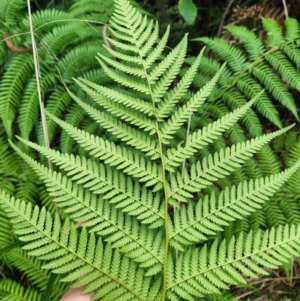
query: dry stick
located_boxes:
[26,0,58,214]
[282,0,289,18]
[217,0,235,37]
[26,0,52,168]
[102,24,113,49]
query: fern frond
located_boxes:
[20,9,71,33]
[0,204,13,250]
[69,0,114,21]
[265,51,300,92]
[251,63,298,118]
[167,225,300,300]
[38,23,99,57]
[168,126,294,204]
[59,103,86,153]
[223,25,264,61]
[0,0,26,25]
[9,145,165,273]
[261,17,285,47]
[0,29,8,62]
[169,160,300,250]
[284,18,300,41]
[73,78,156,133]
[236,76,281,127]
[0,279,42,301]
[197,37,247,73]
[217,89,263,137]
[157,48,204,120]
[24,116,162,186]
[9,248,68,300]
[58,42,104,82]
[164,95,259,170]
[160,64,226,143]
[150,35,187,99]
[196,17,300,126]
[18,71,56,141]
[3,1,300,301]
[0,194,159,301]
[75,78,153,115]
[67,90,159,158]
[37,87,72,146]
[0,54,33,138]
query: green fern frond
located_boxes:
[236,76,281,127]
[0,279,42,301]
[198,37,247,73]
[74,78,156,133]
[167,225,300,299]
[38,23,99,57]
[34,114,161,185]
[2,1,300,301]
[37,87,72,146]
[168,126,294,204]
[59,103,86,153]
[17,71,57,141]
[0,29,8,62]
[0,54,33,138]
[20,9,71,33]
[157,48,204,120]
[0,138,20,175]
[0,0,26,25]
[164,95,259,170]
[67,90,159,158]
[75,78,153,115]
[216,89,263,137]
[284,18,300,41]
[261,17,285,47]
[58,42,104,82]
[265,51,300,91]
[9,143,166,273]
[0,193,159,301]
[169,160,300,250]
[161,63,226,143]
[195,17,300,127]
[69,0,114,21]
[223,26,265,61]
[12,137,164,224]
[0,205,13,250]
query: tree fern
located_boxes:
[1,1,300,301]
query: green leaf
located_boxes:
[178,0,197,25]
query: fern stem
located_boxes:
[124,13,170,298]
[146,73,169,300]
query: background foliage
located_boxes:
[1,0,300,300]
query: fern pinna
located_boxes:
[1,0,300,300]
